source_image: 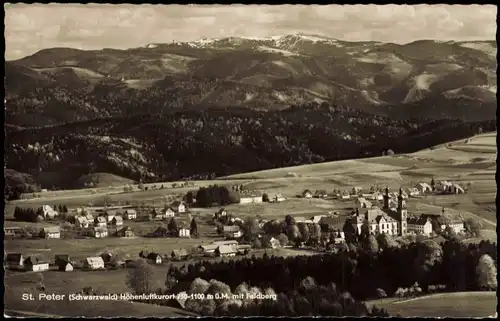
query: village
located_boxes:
[4,177,473,276]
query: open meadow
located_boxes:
[366,292,497,318]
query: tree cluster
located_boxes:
[195,185,240,207]
[167,240,496,302]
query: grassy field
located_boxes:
[4,237,216,263]
[366,292,497,317]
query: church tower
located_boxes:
[397,188,407,236]
[383,187,389,210]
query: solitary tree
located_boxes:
[190,218,198,237]
[476,254,497,290]
[277,233,289,247]
[168,218,179,236]
[126,259,155,294]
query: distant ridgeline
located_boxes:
[4,104,495,194]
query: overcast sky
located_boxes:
[5,4,497,60]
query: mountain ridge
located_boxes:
[6,34,496,127]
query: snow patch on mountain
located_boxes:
[257,46,300,57]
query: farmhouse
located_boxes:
[351,187,363,195]
[55,255,73,271]
[355,197,373,209]
[199,244,219,253]
[123,209,137,220]
[341,191,351,200]
[147,253,163,264]
[85,213,95,223]
[24,256,50,272]
[164,207,176,218]
[4,227,23,237]
[5,253,24,269]
[416,183,433,194]
[269,237,281,249]
[273,193,286,202]
[230,217,244,224]
[116,226,135,238]
[407,217,433,236]
[171,249,189,260]
[302,190,313,199]
[240,196,264,204]
[94,216,107,227]
[172,201,186,213]
[75,216,90,228]
[314,190,328,198]
[42,205,58,219]
[407,188,420,197]
[90,226,108,238]
[440,218,465,234]
[370,192,384,201]
[215,208,227,218]
[104,211,117,223]
[111,215,124,227]
[39,226,61,239]
[178,228,191,238]
[215,245,238,257]
[83,257,105,270]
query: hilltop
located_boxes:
[5,35,497,127]
[4,105,494,193]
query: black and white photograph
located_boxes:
[3,3,497,318]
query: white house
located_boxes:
[164,208,176,218]
[240,196,263,204]
[90,227,108,238]
[269,237,281,249]
[94,216,107,227]
[199,244,219,253]
[123,209,137,220]
[40,226,61,239]
[351,187,363,195]
[178,228,191,238]
[172,202,186,213]
[75,216,90,228]
[407,216,433,236]
[416,183,433,194]
[24,257,50,272]
[42,205,58,219]
[437,181,453,192]
[302,190,313,199]
[341,192,351,200]
[215,245,238,257]
[273,193,286,202]
[111,216,124,227]
[147,253,163,264]
[84,257,105,270]
[447,219,465,234]
[407,188,420,197]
